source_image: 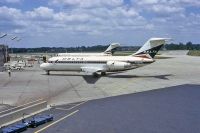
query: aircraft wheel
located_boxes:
[101,72,106,76]
[46,71,50,75]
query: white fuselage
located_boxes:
[57,53,111,56]
[40,55,154,73]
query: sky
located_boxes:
[0,0,200,48]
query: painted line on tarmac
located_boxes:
[54,107,71,111]
[34,110,79,133]
[55,100,87,111]
[66,100,88,110]
[67,102,82,105]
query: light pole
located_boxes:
[8,35,21,61]
[10,36,18,53]
[0,33,7,38]
[0,33,8,63]
[0,33,21,63]
[11,36,17,40]
[0,33,21,62]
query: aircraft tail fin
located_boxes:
[133,38,171,58]
[104,43,120,55]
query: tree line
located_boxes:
[9,42,200,53]
[164,42,200,50]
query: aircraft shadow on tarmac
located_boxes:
[82,72,129,84]
[107,74,173,80]
[43,73,173,84]
[82,75,100,84]
[42,73,100,84]
[43,73,85,77]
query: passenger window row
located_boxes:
[48,61,106,64]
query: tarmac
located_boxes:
[22,84,200,133]
[0,50,200,108]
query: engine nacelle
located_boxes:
[107,61,131,70]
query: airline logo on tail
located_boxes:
[133,38,171,58]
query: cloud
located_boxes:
[134,0,200,6]
[132,0,186,15]
[1,0,22,3]
[135,0,159,5]
[0,6,22,20]
[0,6,27,33]
[168,0,200,6]
[0,0,200,46]
[151,4,184,14]
[26,7,54,21]
[0,5,149,36]
[49,0,123,8]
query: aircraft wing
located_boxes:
[81,67,103,74]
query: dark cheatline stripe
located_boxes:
[133,54,151,59]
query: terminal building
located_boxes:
[0,44,8,71]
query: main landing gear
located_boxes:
[92,72,106,77]
[101,72,106,76]
[46,70,50,75]
[92,72,99,77]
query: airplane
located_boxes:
[57,43,120,56]
[40,38,170,77]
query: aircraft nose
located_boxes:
[40,63,48,69]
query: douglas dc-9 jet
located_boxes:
[57,43,120,56]
[40,38,170,77]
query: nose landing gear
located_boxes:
[46,70,50,75]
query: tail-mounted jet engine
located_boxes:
[107,61,131,70]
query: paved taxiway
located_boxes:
[0,51,200,107]
[22,84,200,133]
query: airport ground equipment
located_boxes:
[28,114,53,128]
[1,123,27,133]
[0,114,53,133]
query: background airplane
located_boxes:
[57,43,120,56]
